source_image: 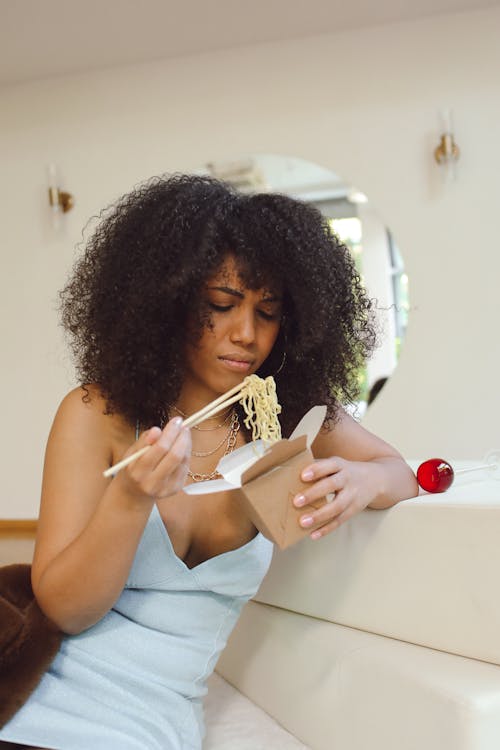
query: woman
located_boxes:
[0,174,417,749]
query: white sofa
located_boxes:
[211,464,500,750]
[3,463,500,749]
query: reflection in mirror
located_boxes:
[196,155,409,419]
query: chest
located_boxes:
[112,424,256,569]
[155,489,257,569]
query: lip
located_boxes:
[218,355,254,372]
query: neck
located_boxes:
[173,374,234,420]
[172,403,233,428]
[170,379,233,431]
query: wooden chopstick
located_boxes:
[183,391,242,428]
[103,381,247,478]
[181,380,245,427]
[103,446,151,478]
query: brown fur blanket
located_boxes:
[0,564,62,728]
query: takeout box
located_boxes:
[184,405,328,549]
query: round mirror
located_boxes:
[195,154,409,418]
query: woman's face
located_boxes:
[183,255,283,401]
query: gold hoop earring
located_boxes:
[275,351,287,375]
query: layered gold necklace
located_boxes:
[172,406,240,482]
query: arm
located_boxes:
[31,387,190,635]
[293,408,418,539]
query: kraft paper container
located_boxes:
[185,406,327,549]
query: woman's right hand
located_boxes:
[116,417,191,501]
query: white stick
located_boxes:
[454,463,497,476]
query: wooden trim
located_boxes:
[0,519,37,536]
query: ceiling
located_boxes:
[1,0,498,86]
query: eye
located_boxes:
[208,302,232,312]
[258,309,279,321]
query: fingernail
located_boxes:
[302,469,314,481]
[294,494,306,507]
[173,417,183,426]
[311,530,322,540]
[300,515,314,528]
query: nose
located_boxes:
[229,308,256,345]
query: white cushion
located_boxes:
[204,672,309,749]
[254,470,500,665]
[217,600,500,750]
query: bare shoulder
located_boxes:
[56,384,109,425]
[54,384,107,422]
[312,407,403,462]
[52,385,131,451]
[44,383,136,496]
[33,385,132,583]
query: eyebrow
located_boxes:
[208,285,282,302]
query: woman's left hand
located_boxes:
[293,457,383,540]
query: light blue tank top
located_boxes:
[0,504,273,750]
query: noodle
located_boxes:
[240,375,282,443]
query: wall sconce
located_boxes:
[434,109,460,180]
[47,163,74,219]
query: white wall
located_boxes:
[1,7,499,517]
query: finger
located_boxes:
[151,426,191,479]
[310,504,357,540]
[124,425,162,454]
[154,447,191,498]
[293,471,346,508]
[139,428,191,497]
[106,425,162,480]
[300,457,345,483]
[136,417,185,471]
[297,490,351,530]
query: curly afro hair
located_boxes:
[60,173,377,438]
